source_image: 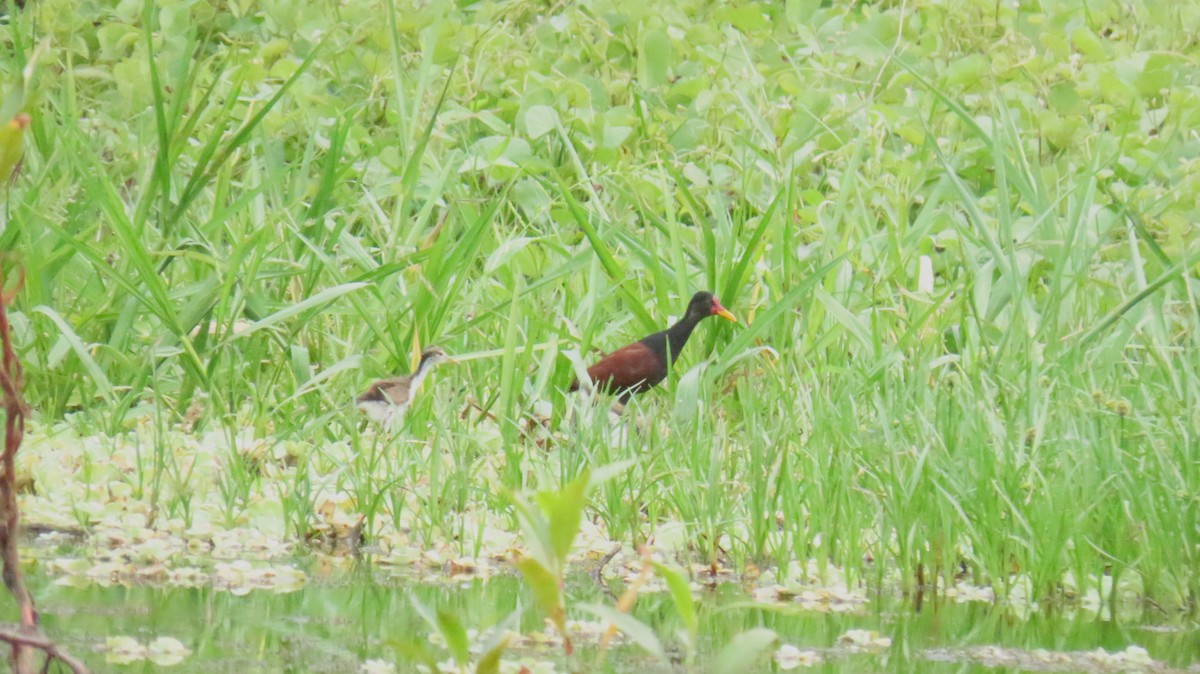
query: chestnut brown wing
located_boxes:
[356,377,413,407]
[581,341,667,396]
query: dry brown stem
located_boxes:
[0,265,89,674]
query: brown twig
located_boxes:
[0,264,89,674]
[0,627,89,674]
[587,543,622,599]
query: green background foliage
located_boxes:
[2,0,1198,610]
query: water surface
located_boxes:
[17,558,1199,673]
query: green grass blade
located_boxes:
[32,306,115,405]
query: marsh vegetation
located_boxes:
[0,0,1198,671]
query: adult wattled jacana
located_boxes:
[570,291,737,402]
[357,346,451,429]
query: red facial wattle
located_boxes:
[711,298,737,323]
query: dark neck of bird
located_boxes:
[663,313,704,362]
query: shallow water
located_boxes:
[16,557,1200,674]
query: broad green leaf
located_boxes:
[945,54,987,88]
[638,29,671,87]
[509,491,554,571]
[1137,53,1178,96]
[515,557,563,628]
[535,471,590,563]
[437,608,471,666]
[786,0,822,22]
[713,5,771,32]
[652,562,697,636]
[672,362,705,423]
[601,124,632,149]
[526,105,559,139]
[1070,28,1109,62]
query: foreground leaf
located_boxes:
[577,603,666,661]
[515,556,563,631]
[652,562,697,637]
[437,608,471,666]
[536,471,591,563]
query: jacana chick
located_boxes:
[570,291,736,402]
[357,346,450,429]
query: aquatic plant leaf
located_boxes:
[525,105,559,140]
[535,470,590,563]
[509,491,554,571]
[578,603,665,661]
[515,556,563,629]
[638,29,671,87]
[713,627,778,674]
[437,608,471,666]
[652,562,697,637]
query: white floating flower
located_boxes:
[360,659,397,674]
[104,636,147,664]
[837,629,892,650]
[147,637,191,666]
[775,644,821,669]
[752,585,780,603]
[1118,645,1153,665]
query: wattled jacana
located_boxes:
[570,291,737,402]
[357,346,451,429]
